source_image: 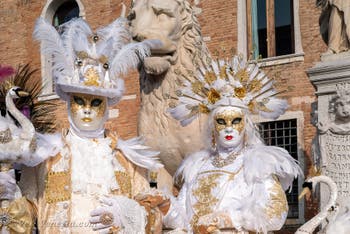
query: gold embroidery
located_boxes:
[0,128,12,144]
[207,88,221,104]
[265,176,288,219]
[45,170,71,204]
[84,67,100,86]
[191,173,222,228]
[191,168,242,230]
[0,197,35,234]
[214,109,245,133]
[114,171,132,198]
[204,71,217,85]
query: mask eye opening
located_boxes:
[232,118,242,124]
[91,99,103,107]
[73,96,85,106]
[216,118,226,125]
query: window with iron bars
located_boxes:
[258,118,299,219]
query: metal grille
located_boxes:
[258,119,299,218]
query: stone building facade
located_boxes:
[0,0,325,232]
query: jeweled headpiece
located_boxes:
[34,17,160,105]
[169,55,288,126]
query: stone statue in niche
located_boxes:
[317,0,350,54]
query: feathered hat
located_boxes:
[33,17,160,105]
[169,55,288,126]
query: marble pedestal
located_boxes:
[308,52,350,209]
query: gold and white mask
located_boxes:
[213,106,245,149]
[69,93,107,132]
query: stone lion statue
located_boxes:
[129,0,211,183]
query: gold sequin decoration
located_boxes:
[265,177,288,219]
[199,103,210,114]
[45,170,71,204]
[256,102,273,113]
[205,72,217,85]
[99,55,109,65]
[192,81,204,95]
[191,173,222,227]
[76,51,89,59]
[235,69,249,83]
[0,128,12,144]
[207,88,221,104]
[234,87,247,99]
[219,65,228,80]
[114,171,132,198]
[29,137,37,152]
[247,79,262,93]
[70,93,107,118]
[84,67,100,86]
[248,100,257,114]
[214,109,245,133]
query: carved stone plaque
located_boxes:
[324,131,350,199]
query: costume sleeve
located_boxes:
[162,182,188,229]
[229,175,288,233]
[228,145,302,232]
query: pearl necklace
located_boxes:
[211,151,241,168]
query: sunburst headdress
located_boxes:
[169,55,288,126]
[33,16,161,105]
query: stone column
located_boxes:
[308,52,350,209]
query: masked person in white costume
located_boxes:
[0,16,167,234]
[163,55,303,233]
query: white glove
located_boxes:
[90,196,122,234]
[90,196,147,234]
[0,169,17,200]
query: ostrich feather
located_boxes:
[243,145,303,191]
[117,137,163,171]
[95,18,131,58]
[60,17,92,59]
[260,98,288,120]
[33,18,74,78]
[22,133,62,167]
[110,39,162,78]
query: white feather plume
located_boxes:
[60,17,92,59]
[110,39,162,78]
[243,145,303,191]
[33,18,74,79]
[117,137,163,171]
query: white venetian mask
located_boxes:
[213,107,245,149]
[69,93,107,132]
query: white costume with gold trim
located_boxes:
[19,130,161,233]
[164,145,301,233]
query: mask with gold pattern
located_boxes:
[68,93,107,134]
[213,107,245,149]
